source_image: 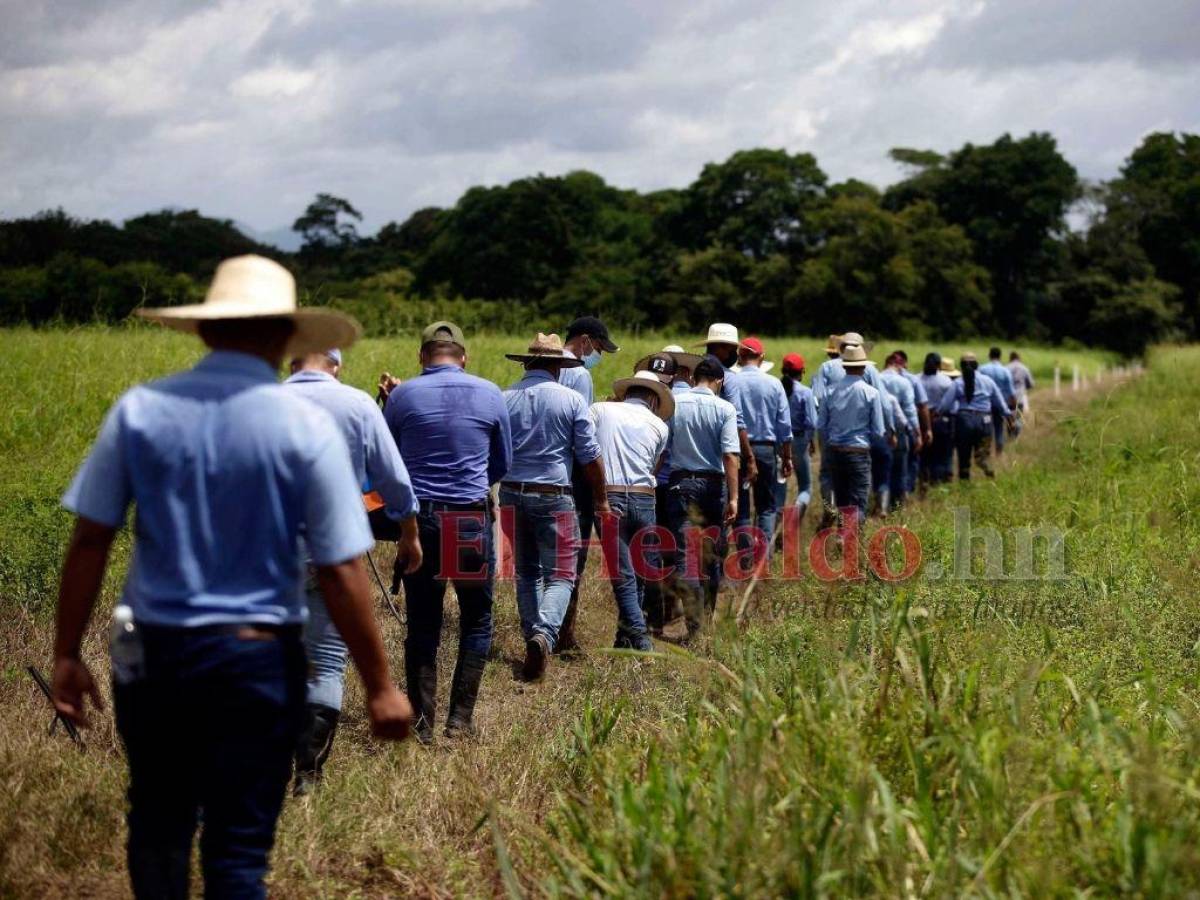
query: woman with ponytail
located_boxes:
[934,352,1013,480]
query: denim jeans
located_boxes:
[817,434,835,510]
[600,491,655,650]
[500,488,578,645]
[666,475,727,631]
[303,579,348,712]
[829,448,871,526]
[736,444,779,561]
[773,439,813,510]
[954,411,991,480]
[402,502,495,668]
[906,432,921,494]
[888,430,910,504]
[992,410,1007,453]
[870,437,893,502]
[641,483,681,630]
[924,416,955,482]
[113,625,306,899]
[566,462,595,613]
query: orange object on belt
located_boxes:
[363,491,385,512]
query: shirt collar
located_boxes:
[740,364,763,375]
[195,350,279,383]
[422,363,463,375]
[284,369,337,385]
[518,368,557,385]
[562,349,578,359]
[624,397,651,410]
[691,386,715,396]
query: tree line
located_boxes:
[1,131,1196,357]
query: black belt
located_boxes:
[749,440,778,446]
[419,498,489,512]
[828,445,870,455]
[500,481,572,496]
[670,470,724,483]
[139,622,302,640]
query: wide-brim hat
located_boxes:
[137,255,360,356]
[940,357,962,377]
[823,334,842,354]
[840,344,870,368]
[505,332,581,366]
[840,331,876,353]
[613,370,675,420]
[638,344,703,373]
[694,322,739,348]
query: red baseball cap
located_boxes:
[782,352,805,371]
[740,336,765,356]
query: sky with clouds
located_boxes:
[1,0,1198,240]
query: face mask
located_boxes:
[581,347,602,369]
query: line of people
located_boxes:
[48,254,1035,897]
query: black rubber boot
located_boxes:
[405,653,438,745]
[293,703,340,797]
[444,651,487,739]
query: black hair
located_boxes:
[962,358,978,402]
[693,355,726,382]
[781,373,795,398]
[989,346,1002,360]
[923,352,940,376]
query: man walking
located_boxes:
[776,352,817,527]
[878,352,921,512]
[556,316,619,653]
[731,336,792,562]
[384,321,512,741]
[590,371,673,650]
[500,334,607,682]
[980,347,1017,454]
[893,349,932,496]
[1008,350,1034,431]
[918,353,956,484]
[696,323,755,484]
[285,347,424,795]
[666,356,740,636]
[817,344,886,529]
[52,256,412,898]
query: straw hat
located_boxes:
[939,357,961,378]
[613,370,675,420]
[137,255,360,356]
[840,344,870,368]
[694,322,739,348]
[823,334,842,354]
[635,343,703,373]
[505,332,581,366]
[959,352,978,366]
[840,331,876,352]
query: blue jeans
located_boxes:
[737,443,779,562]
[906,433,921,493]
[601,491,655,650]
[924,416,955,482]
[402,502,495,667]
[666,475,727,630]
[889,431,911,504]
[113,625,306,899]
[304,580,347,711]
[641,483,680,630]
[500,488,578,645]
[955,411,992,480]
[830,448,871,526]
[817,435,835,510]
[870,437,893,500]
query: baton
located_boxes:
[26,665,84,748]
[367,548,406,629]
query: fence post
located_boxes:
[1054,366,1060,397]
[1072,364,1080,391]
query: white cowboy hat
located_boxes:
[840,344,870,368]
[613,370,675,420]
[694,322,739,348]
[137,255,360,356]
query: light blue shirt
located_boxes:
[62,351,373,627]
[919,372,954,410]
[785,382,817,447]
[590,398,669,488]
[283,370,418,521]
[657,380,695,486]
[903,369,928,405]
[817,375,886,450]
[879,368,919,432]
[669,386,739,474]
[980,361,1015,402]
[814,359,893,432]
[503,369,600,486]
[384,364,512,503]
[719,364,748,431]
[737,365,792,443]
[558,350,594,405]
[937,372,1012,417]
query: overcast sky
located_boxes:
[1,0,1198,239]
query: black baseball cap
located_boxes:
[693,354,726,382]
[565,316,619,353]
[642,352,678,384]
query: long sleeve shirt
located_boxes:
[980,361,1016,403]
[503,369,600,487]
[284,369,419,521]
[879,368,919,433]
[937,373,1012,418]
[384,363,512,503]
[669,386,740,474]
[1007,360,1034,401]
[817,375,886,450]
[62,351,373,627]
[786,383,817,447]
[903,369,929,406]
[813,358,893,432]
[919,372,954,411]
[719,364,749,431]
[736,365,792,443]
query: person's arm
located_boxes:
[574,397,608,513]
[722,453,739,525]
[315,560,411,739]
[51,517,116,727]
[583,457,609,514]
[917,403,932,446]
[937,383,957,417]
[738,428,757,481]
[776,387,794,477]
[871,392,887,446]
[487,390,514,486]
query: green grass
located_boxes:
[4,324,1173,897]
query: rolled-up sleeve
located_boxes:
[363,403,418,520]
[62,399,132,528]
[304,432,374,566]
[571,394,601,465]
[487,389,513,485]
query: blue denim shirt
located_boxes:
[879,368,919,432]
[384,364,512,502]
[812,359,893,432]
[980,361,1016,401]
[937,372,1012,417]
[284,370,418,520]
[503,369,600,486]
[670,386,740,474]
[62,351,374,627]
[736,364,792,443]
[817,375,887,449]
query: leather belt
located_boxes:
[419,498,489,511]
[670,470,724,483]
[606,484,657,496]
[500,481,572,496]
[749,440,778,446]
[828,445,870,455]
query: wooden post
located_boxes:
[1054,366,1060,397]
[1072,364,1080,391]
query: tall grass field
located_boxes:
[7,326,1196,896]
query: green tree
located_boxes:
[293,194,363,254]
